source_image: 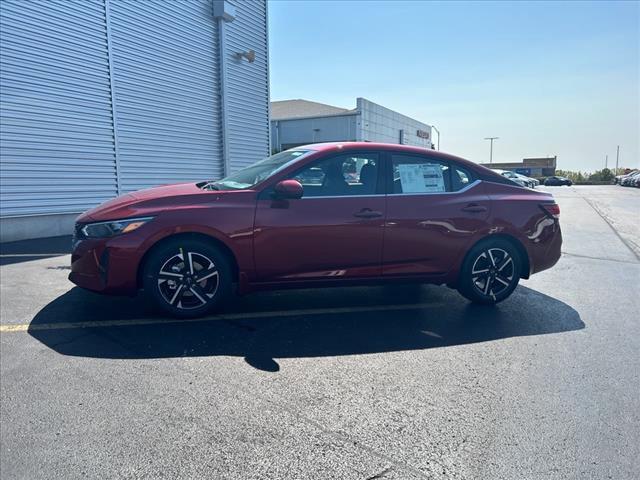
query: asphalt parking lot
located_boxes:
[1,185,639,480]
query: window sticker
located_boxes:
[397,163,445,193]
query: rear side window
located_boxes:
[391,155,449,193]
[390,155,475,193]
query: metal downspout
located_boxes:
[217,17,231,177]
[104,0,122,194]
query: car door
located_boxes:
[253,151,385,282]
[382,152,491,276]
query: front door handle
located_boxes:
[461,203,488,213]
[354,208,383,219]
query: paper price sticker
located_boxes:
[397,163,445,193]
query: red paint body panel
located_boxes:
[254,196,385,281]
[69,142,562,296]
[72,189,257,294]
[483,182,563,275]
[383,181,491,277]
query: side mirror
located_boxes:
[273,179,303,199]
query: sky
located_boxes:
[268,0,639,171]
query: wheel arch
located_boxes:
[462,233,531,281]
[136,231,240,289]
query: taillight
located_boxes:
[540,203,560,218]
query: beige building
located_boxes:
[270,98,435,152]
[480,157,557,177]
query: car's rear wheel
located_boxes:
[143,238,232,318]
[457,238,521,305]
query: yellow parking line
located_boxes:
[0,301,438,334]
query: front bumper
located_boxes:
[69,235,140,295]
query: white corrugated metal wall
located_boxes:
[0,0,118,217]
[224,0,270,172]
[0,0,269,231]
[108,0,224,192]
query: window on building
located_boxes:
[291,153,379,197]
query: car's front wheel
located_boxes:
[457,238,521,305]
[143,238,232,318]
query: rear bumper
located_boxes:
[528,221,562,275]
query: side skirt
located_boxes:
[239,273,452,295]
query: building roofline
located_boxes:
[270,110,358,122]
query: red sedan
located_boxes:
[70,142,562,317]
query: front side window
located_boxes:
[204,150,312,190]
[291,153,379,197]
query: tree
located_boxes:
[588,168,613,182]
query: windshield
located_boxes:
[202,150,312,191]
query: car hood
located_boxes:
[76,182,234,223]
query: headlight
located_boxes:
[81,217,154,238]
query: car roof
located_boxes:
[289,142,516,185]
[294,141,479,168]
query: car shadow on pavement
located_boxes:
[27,283,585,372]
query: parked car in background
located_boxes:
[491,169,528,187]
[614,170,637,184]
[621,171,640,187]
[525,175,540,187]
[513,172,538,188]
[619,173,631,186]
[70,142,562,317]
[544,176,573,186]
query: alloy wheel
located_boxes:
[470,247,515,300]
[157,249,219,310]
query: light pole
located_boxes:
[615,145,620,174]
[431,125,440,150]
[484,137,499,164]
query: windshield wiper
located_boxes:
[199,181,220,191]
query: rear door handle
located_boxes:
[461,204,487,213]
[354,208,383,219]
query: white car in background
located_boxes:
[491,169,529,187]
[513,172,539,188]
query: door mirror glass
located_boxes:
[273,179,304,199]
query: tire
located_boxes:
[143,238,233,318]
[457,238,521,305]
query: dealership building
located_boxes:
[480,157,557,177]
[271,98,435,152]
[0,0,270,242]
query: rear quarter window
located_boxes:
[450,165,474,191]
